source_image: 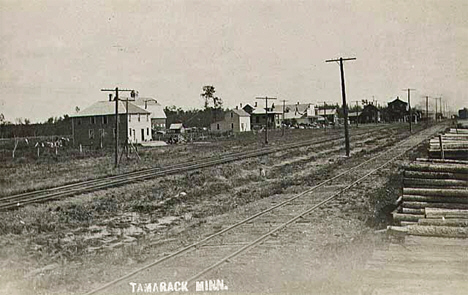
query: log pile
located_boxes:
[428,128,468,160]
[390,158,468,238]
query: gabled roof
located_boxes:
[274,103,314,114]
[348,111,362,117]
[316,108,337,116]
[232,109,250,117]
[133,97,167,119]
[169,123,184,130]
[388,97,408,105]
[71,101,150,117]
[251,108,282,115]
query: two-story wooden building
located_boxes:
[210,108,251,133]
[71,99,152,147]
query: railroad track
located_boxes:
[0,125,402,210]
[85,124,446,294]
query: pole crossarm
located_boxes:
[325,57,356,63]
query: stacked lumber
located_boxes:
[390,158,468,238]
[428,128,468,160]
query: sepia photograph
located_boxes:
[0,0,467,294]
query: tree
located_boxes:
[24,118,31,125]
[201,85,223,109]
[0,113,5,125]
[200,85,223,123]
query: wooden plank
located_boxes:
[403,177,468,187]
[402,194,468,204]
[403,188,468,198]
[402,163,468,174]
[418,218,468,227]
[402,201,468,210]
[425,208,468,219]
[404,170,468,180]
[393,213,425,222]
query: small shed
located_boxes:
[169,123,185,134]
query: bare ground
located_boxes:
[0,124,433,294]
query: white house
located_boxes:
[133,97,167,129]
[71,99,152,147]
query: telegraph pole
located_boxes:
[425,96,429,128]
[280,99,287,136]
[326,57,356,157]
[101,87,134,167]
[350,100,360,127]
[402,88,416,133]
[256,96,277,144]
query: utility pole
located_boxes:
[434,97,438,121]
[101,87,134,167]
[402,88,416,133]
[256,96,277,144]
[280,99,287,136]
[350,100,360,127]
[425,96,429,128]
[326,57,356,157]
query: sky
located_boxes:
[1,0,467,123]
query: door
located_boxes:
[141,129,145,141]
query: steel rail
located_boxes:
[3,125,387,202]
[1,126,399,210]
[180,127,437,291]
[84,124,439,295]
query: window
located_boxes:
[138,114,141,122]
[231,112,233,118]
[217,124,220,130]
[147,114,149,122]
[231,123,234,129]
[129,114,131,122]
[241,123,244,131]
[255,117,259,123]
[129,128,132,137]
[89,129,94,139]
[90,117,95,124]
[99,129,104,137]
[103,116,108,124]
[77,118,81,125]
[147,128,149,136]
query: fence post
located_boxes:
[438,135,444,159]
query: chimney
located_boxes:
[297,101,299,105]
[240,103,243,108]
[255,102,258,107]
[109,94,113,101]
[235,105,238,110]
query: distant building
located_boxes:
[359,104,381,123]
[273,102,317,125]
[459,108,468,119]
[211,108,251,132]
[169,123,185,134]
[386,97,408,122]
[315,106,338,124]
[243,102,282,130]
[71,99,152,147]
[133,97,167,129]
[348,111,361,124]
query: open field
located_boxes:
[0,123,444,294]
[0,123,398,197]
